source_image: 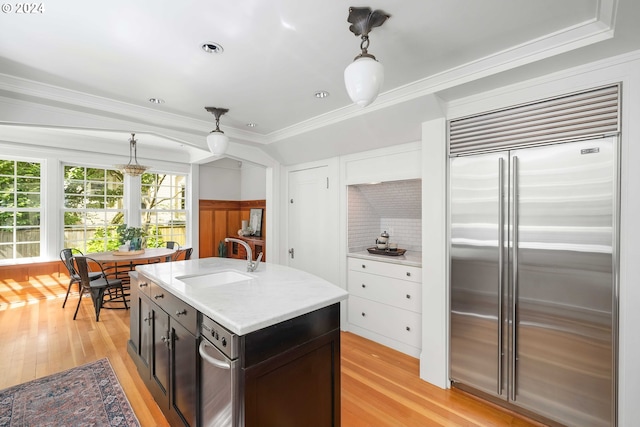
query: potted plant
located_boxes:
[116,224,147,251]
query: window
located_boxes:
[0,159,42,260]
[141,172,187,247]
[63,165,124,252]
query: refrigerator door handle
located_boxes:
[510,155,519,401]
[497,157,504,396]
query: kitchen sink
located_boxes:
[177,270,253,287]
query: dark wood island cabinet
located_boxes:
[128,269,342,427]
[128,271,198,427]
[241,303,340,427]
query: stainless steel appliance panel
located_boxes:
[511,140,615,426]
[199,337,240,427]
[450,138,616,426]
[200,314,240,427]
[450,151,508,398]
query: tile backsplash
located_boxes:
[348,179,422,252]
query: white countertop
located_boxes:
[348,250,422,267]
[135,258,348,336]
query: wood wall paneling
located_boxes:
[199,200,266,258]
[228,210,241,237]
[199,209,215,258]
[213,210,228,256]
[0,261,67,306]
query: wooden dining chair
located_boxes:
[72,256,128,321]
[165,241,180,262]
[60,248,104,308]
[173,247,193,261]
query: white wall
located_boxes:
[420,118,448,388]
[198,159,266,201]
[198,158,241,200]
[419,50,640,424]
[240,162,267,200]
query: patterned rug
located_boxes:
[0,358,139,427]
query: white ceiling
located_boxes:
[0,0,638,165]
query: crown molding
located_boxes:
[266,12,616,144]
[0,0,618,153]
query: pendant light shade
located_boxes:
[206,131,229,156]
[344,56,384,108]
[115,133,149,176]
[205,106,229,156]
[344,7,390,108]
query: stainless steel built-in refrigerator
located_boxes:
[449,138,617,426]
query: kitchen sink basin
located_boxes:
[177,270,253,287]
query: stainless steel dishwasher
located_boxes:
[199,314,241,427]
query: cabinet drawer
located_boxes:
[348,257,421,283]
[131,271,151,298]
[348,270,421,313]
[348,296,421,348]
[148,281,198,335]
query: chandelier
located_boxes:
[115,133,149,176]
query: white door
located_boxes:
[287,166,333,281]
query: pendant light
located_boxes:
[205,107,230,156]
[344,7,390,107]
[115,133,149,176]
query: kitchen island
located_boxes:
[127,257,348,427]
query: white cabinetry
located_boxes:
[347,257,422,357]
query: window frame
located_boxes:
[62,164,125,253]
[0,157,43,261]
[139,171,188,247]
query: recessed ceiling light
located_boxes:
[202,42,224,54]
[246,123,257,128]
[148,98,165,104]
[314,90,330,99]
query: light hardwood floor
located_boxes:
[0,275,543,427]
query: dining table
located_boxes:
[85,247,177,284]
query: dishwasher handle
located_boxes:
[199,340,231,370]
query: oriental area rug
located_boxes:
[0,358,139,427]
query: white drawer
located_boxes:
[348,270,421,313]
[348,257,421,283]
[348,296,421,348]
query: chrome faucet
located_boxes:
[224,238,263,272]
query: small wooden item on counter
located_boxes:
[367,247,406,256]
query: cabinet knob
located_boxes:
[362,264,366,269]
[139,282,148,287]
[154,293,164,300]
[406,326,411,331]
[175,309,187,317]
[406,272,411,277]
[161,335,171,348]
[406,294,411,299]
[361,312,366,317]
[361,284,366,288]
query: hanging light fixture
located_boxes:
[115,133,149,176]
[205,107,230,156]
[344,7,390,107]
